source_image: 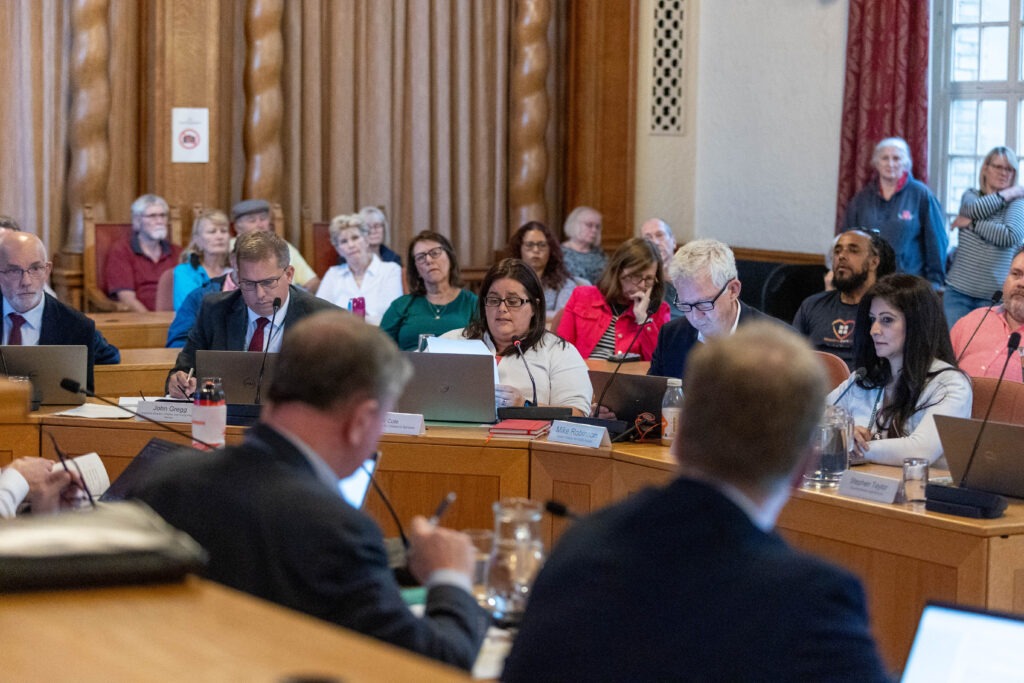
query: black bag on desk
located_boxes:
[0,501,207,592]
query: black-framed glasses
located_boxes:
[484,295,532,309]
[413,247,446,264]
[673,279,732,313]
[0,264,48,280]
[236,272,287,292]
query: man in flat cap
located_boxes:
[232,199,320,293]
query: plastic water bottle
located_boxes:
[661,378,683,446]
[192,377,226,450]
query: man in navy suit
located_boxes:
[137,311,489,669]
[0,232,120,392]
[504,322,889,681]
[167,231,338,397]
[648,237,771,379]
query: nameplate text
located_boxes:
[837,470,900,504]
[547,420,610,449]
[384,412,426,435]
[134,401,193,424]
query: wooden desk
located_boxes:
[89,311,175,349]
[94,347,179,397]
[0,576,469,682]
[585,358,651,375]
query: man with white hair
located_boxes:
[105,194,182,311]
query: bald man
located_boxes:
[0,232,120,391]
[639,218,683,320]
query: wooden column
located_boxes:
[509,0,551,231]
[243,0,284,202]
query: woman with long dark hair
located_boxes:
[508,221,587,320]
[829,274,972,466]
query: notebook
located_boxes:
[589,370,669,428]
[395,352,497,423]
[0,345,87,406]
[934,414,1024,498]
[901,601,1024,681]
[195,350,278,405]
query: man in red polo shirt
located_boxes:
[105,194,181,311]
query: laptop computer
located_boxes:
[934,414,1024,498]
[589,370,669,430]
[195,350,277,405]
[395,352,497,423]
[901,601,1024,681]
[0,345,87,406]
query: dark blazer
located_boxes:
[502,478,889,682]
[169,285,340,380]
[37,294,121,392]
[132,423,489,669]
[648,301,772,379]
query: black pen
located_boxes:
[429,491,457,525]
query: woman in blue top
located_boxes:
[172,209,231,309]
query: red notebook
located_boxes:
[489,419,551,435]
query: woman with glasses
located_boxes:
[173,209,231,310]
[944,146,1024,328]
[508,221,588,322]
[829,274,972,467]
[380,231,478,350]
[556,238,670,361]
[357,206,402,266]
[443,258,592,415]
[316,213,402,325]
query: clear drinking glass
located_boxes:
[462,528,494,602]
[902,457,929,504]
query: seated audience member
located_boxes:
[172,209,231,310]
[503,322,889,682]
[359,205,402,265]
[639,217,683,320]
[557,238,670,361]
[231,199,319,293]
[508,221,587,320]
[166,231,339,398]
[380,231,478,351]
[830,274,972,467]
[443,258,592,415]
[1,232,120,391]
[793,229,896,369]
[951,245,1024,382]
[136,312,488,668]
[315,213,402,325]
[648,238,769,379]
[560,206,607,284]
[0,457,79,518]
[105,194,182,311]
[165,250,238,349]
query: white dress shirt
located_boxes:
[2,296,45,346]
[316,255,403,326]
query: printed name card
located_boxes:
[547,420,610,449]
[384,412,425,435]
[837,470,900,504]
[134,401,193,423]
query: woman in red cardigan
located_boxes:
[556,237,670,360]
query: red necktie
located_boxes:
[247,317,270,352]
[7,313,26,345]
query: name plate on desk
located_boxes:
[134,401,193,424]
[384,412,425,435]
[547,420,610,449]
[837,470,900,504]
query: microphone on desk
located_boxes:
[512,336,538,407]
[955,290,1003,364]
[831,367,867,406]
[59,378,216,450]
[924,331,1020,518]
[254,297,281,405]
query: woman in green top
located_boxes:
[380,230,478,350]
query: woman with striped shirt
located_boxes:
[945,146,1024,328]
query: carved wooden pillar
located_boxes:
[243,0,284,202]
[509,0,551,232]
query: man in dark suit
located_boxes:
[648,237,772,379]
[504,322,889,682]
[137,311,489,669]
[0,232,120,392]
[167,231,338,397]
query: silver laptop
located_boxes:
[935,414,1024,498]
[0,345,87,406]
[590,370,669,427]
[195,350,277,405]
[395,352,497,423]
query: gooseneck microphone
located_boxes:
[254,297,282,405]
[831,367,867,406]
[961,331,1022,488]
[591,309,654,418]
[955,290,1003,364]
[545,499,579,521]
[511,336,538,407]
[59,378,216,450]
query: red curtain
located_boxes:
[835,0,931,230]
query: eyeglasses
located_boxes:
[413,247,446,264]
[621,272,657,288]
[673,279,732,312]
[0,264,47,280]
[988,162,1015,174]
[236,272,287,291]
[484,295,531,309]
[522,241,549,251]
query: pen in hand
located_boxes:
[429,491,457,525]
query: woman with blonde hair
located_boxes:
[172,209,231,309]
[316,213,402,325]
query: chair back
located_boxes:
[971,376,1024,424]
[814,351,851,391]
[310,221,335,280]
[154,268,176,311]
[760,263,828,324]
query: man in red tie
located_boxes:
[0,232,120,391]
[166,231,339,398]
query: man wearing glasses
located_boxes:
[166,231,338,398]
[648,238,770,379]
[105,194,182,311]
